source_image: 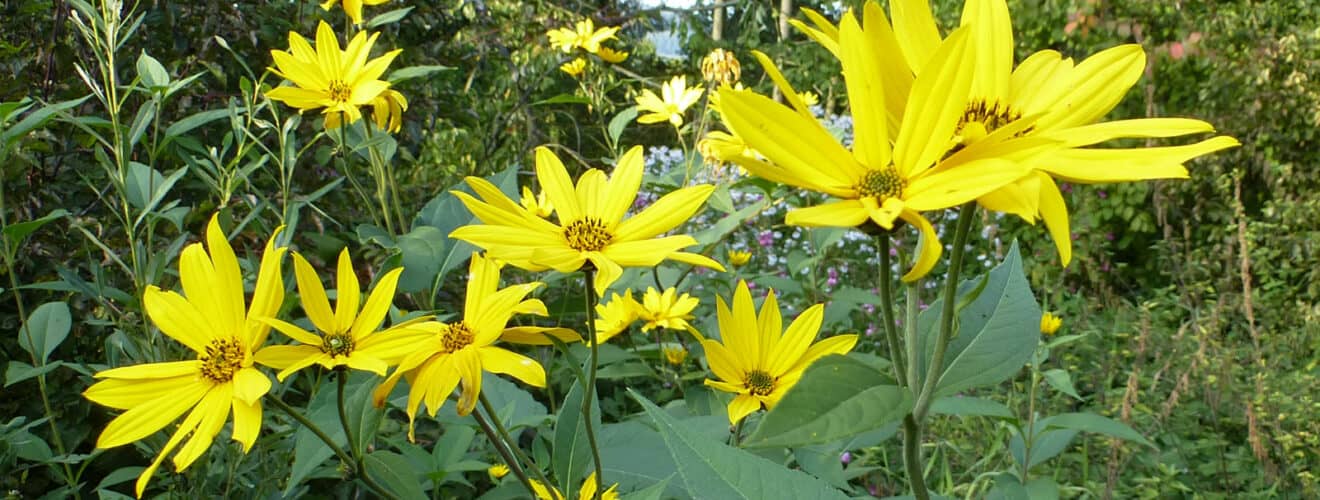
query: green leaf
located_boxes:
[599,421,682,497]
[534,94,592,106]
[1042,412,1154,448]
[915,242,1040,397]
[691,199,767,246]
[285,385,348,496]
[367,6,414,28]
[17,301,72,364]
[630,390,851,500]
[387,64,452,83]
[164,108,235,138]
[745,355,908,448]
[1041,369,1081,400]
[1024,477,1060,500]
[985,473,1029,500]
[395,226,451,294]
[4,360,63,387]
[929,396,1015,420]
[364,450,427,499]
[608,106,639,147]
[3,209,68,247]
[622,476,673,500]
[136,51,170,90]
[124,162,165,209]
[553,380,601,494]
[1009,427,1079,469]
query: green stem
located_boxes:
[477,393,560,500]
[336,371,358,458]
[913,202,977,421]
[268,393,353,467]
[904,283,920,395]
[581,268,605,500]
[1021,367,1040,482]
[472,399,546,500]
[730,418,746,447]
[876,235,906,387]
[902,415,929,500]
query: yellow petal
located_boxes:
[600,146,646,226]
[292,253,336,335]
[246,229,287,348]
[862,1,914,136]
[142,286,216,353]
[977,179,1040,222]
[898,210,942,282]
[1037,173,1073,266]
[230,397,261,452]
[727,394,761,425]
[748,51,813,118]
[501,326,583,345]
[905,158,1027,211]
[960,0,1013,101]
[614,184,714,241]
[454,352,484,416]
[784,335,859,375]
[478,346,547,387]
[755,288,783,369]
[1040,118,1217,148]
[766,303,824,376]
[729,281,760,365]
[83,374,198,410]
[1038,136,1239,183]
[345,354,389,375]
[178,243,233,340]
[93,360,201,380]
[259,316,325,346]
[838,12,892,169]
[96,380,207,449]
[535,147,582,222]
[894,26,974,177]
[602,235,698,268]
[718,89,861,194]
[784,199,871,227]
[333,249,361,334]
[665,251,727,272]
[588,253,624,296]
[135,393,206,497]
[254,343,320,369]
[1037,44,1144,131]
[1010,50,1075,117]
[231,367,271,406]
[351,267,404,338]
[700,338,744,384]
[890,0,943,74]
[204,215,247,335]
[471,283,543,343]
[171,383,232,472]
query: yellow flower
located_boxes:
[714,21,1030,281]
[373,253,576,439]
[82,215,285,497]
[594,289,640,344]
[266,21,401,129]
[520,186,555,218]
[596,47,629,63]
[320,0,390,25]
[636,76,704,127]
[488,463,510,479]
[560,57,588,77]
[1040,312,1063,336]
[727,249,752,267]
[253,249,427,380]
[547,19,619,54]
[797,1,1239,265]
[663,345,688,366]
[798,90,820,107]
[700,48,741,85]
[701,281,858,424]
[368,89,408,133]
[530,472,620,500]
[449,146,725,295]
[637,287,698,333]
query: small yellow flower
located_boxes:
[663,345,688,366]
[320,0,389,26]
[560,57,588,77]
[530,472,620,500]
[1040,312,1063,336]
[266,21,401,129]
[488,463,510,480]
[520,186,555,218]
[594,289,639,344]
[635,76,704,128]
[727,249,752,267]
[637,287,698,333]
[547,19,619,54]
[367,89,408,133]
[700,48,741,85]
[702,280,858,424]
[596,47,629,63]
[798,90,820,107]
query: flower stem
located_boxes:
[902,415,929,500]
[913,202,977,420]
[582,268,605,500]
[336,371,358,458]
[876,235,907,387]
[478,393,561,500]
[472,399,546,500]
[266,394,352,472]
[730,418,746,447]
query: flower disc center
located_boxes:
[745,369,776,396]
[327,80,352,103]
[321,331,356,357]
[856,166,905,200]
[199,338,245,383]
[442,322,475,353]
[564,217,613,252]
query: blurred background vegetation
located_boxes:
[1,0,1317,497]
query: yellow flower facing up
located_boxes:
[594,289,640,345]
[702,281,858,424]
[266,21,401,129]
[795,1,1239,265]
[547,18,619,54]
[488,463,510,480]
[520,186,555,218]
[1040,312,1063,336]
[83,215,286,497]
[373,253,577,439]
[637,286,698,333]
[596,47,629,64]
[449,146,725,295]
[714,20,1031,281]
[727,250,752,268]
[700,48,742,86]
[663,345,689,366]
[253,249,428,380]
[560,57,588,77]
[636,76,704,128]
[320,0,390,25]
[531,472,620,500]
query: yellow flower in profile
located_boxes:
[727,249,752,267]
[320,0,389,25]
[636,76,704,127]
[368,89,408,133]
[1040,312,1063,336]
[594,289,640,344]
[700,48,741,85]
[637,287,698,333]
[547,19,619,54]
[798,90,820,108]
[449,146,724,295]
[520,186,555,218]
[702,281,858,424]
[373,253,574,439]
[82,215,286,497]
[560,57,588,77]
[266,21,401,129]
[716,21,1031,281]
[253,249,427,380]
[531,472,620,500]
[596,47,629,63]
[663,345,688,366]
[488,463,510,479]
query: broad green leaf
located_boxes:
[929,396,1015,420]
[388,64,452,83]
[553,380,601,494]
[985,473,1029,500]
[3,209,68,247]
[1041,369,1081,400]
[691,199,767,246]
[343,372,386,457]
[164,108,235,138]
[1009,427,1079,470]
[364,450,427,499]
[1025,477,1060,500]
[1042,412,1154,448]
[17,301,72,364]
[367,7,414,28]
[623,477,673,500]
[124,162,164,209]
[285,384,348,496]
[136,52,170,90]
[534,94,593,106]
[4,360,63,387]
[915,242,1040,397]
[1,96,89,150]
[599,421,682,498]
[395,226,450,293]
[608,106,639,147]
[630,390,850,500]
[745,355,908,449]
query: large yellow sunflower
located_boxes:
[701,281,858,425]
[714,21,1031,281]
[794,0,1239,264]
[265,21,401,129]
[82,215,285,497]
[371,253,575,440]
[448,146,724,294]
[253,249,431,380]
